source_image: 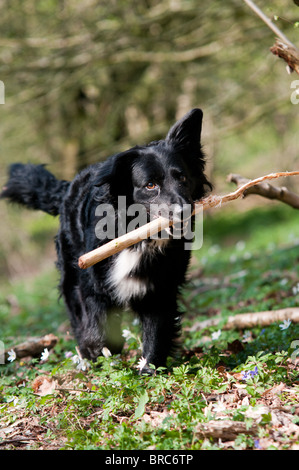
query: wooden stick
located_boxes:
[196,419,258,440]
[188,307,299,332]
[78,171,299,269]
[4,333,58,362]
[228,173,299,209]
[79,216,172,269]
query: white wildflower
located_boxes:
[71,354,90,371]
[236,241,245,251]
[230,254,237,263]
[211,329,221,340]
[122,329,132,341]
[208,245,220,256]
[292,283,299,295]
[136,356,147,371]
[40,348,49,361]
[212,400,226,413]
[7,396,18,406]
[7,349,16,362]
[71,354,81,365]
[242,331,252,342]
[76,358,90,371]
[279,319,292,330]
[101,346,112,358]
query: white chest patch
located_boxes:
[108,248,148,304]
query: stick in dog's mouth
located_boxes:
[78,171,299,270]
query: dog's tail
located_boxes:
[1,163,70,216]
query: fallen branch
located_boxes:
[188,307,299,332]
[78,171,299,269]
[228,173,299,209]
[196,419,258,440]
[0,437,37,447]
[4,333,58,362]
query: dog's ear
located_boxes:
[165,108,203,150]
[94,149,138,199]
[166,108,212,200]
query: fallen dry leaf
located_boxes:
[32,375,57,396]
[142,410,175,427]
[261,382,286,397]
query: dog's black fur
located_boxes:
[1,109,211,373]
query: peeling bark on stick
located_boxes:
[228,173,299,209]
[188,308,299,332]
[196,420,258,440]
[270,40,299,76]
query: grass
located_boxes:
[0,203,299,450]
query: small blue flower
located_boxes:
[241,366,258,381]
[254,439,262,449]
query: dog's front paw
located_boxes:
[136,356,155,376]
[139,365,155,376]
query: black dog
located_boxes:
[1,109,211,373]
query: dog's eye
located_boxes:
[146,182,157,190]
[179,175,187,183]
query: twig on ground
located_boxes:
[0,437,36,447]
[196,419,258,440]
[4,333,58,362]
[187,307,299,332]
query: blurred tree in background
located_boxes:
[0,0,298,280]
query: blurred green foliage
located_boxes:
[1,0,298,174]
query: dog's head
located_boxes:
[96,108,211,224]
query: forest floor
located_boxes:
[0,204,299,450]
